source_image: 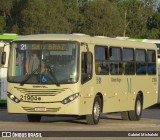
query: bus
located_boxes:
[0,33,19,104]
[6,34,158,125]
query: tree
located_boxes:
[0,16,5,32]
[148,2,160,38]
[0,0,159,38]
[81,0,123,37]
[18,0,46,34]
[63,0,83,33]
[116,0,157,38]
[42,0,71,33]
[0,0,13,32]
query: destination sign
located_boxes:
[47,44,65,51]
[19,43,66,51]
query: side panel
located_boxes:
[92,44,158,113]
[94,75,157,113]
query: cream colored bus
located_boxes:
[6,34,158,125]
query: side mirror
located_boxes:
[1,52,6,65]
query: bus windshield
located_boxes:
[8,41,79,85]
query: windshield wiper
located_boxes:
[20,66,41,86]
[46,64,60,86]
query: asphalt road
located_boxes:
[0,106,160,139]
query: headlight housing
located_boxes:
[7,92,20,103]
[62,93,79,104]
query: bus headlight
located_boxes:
[62,93,79,104]
[7,92,20,103]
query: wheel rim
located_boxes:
[136,100,141,116]
[94,102,100,120]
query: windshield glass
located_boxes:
[8,41,79,84]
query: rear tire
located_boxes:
[27,115,41,122]
[128,95,143,121]
[86,96,102,125]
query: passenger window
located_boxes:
[95,46,109,75]
[147,50,156,75]
[109,47,122,75]
[135,49,146,75]
[123,48,135,75]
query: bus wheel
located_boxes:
[86,96,102,125]
[128,95,143,121]
[27,115,41,122]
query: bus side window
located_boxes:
[109,47,123,75]
[95,46,109,75]
[123,48,135,75]
[135,49,146,75]
[147,50,156,75]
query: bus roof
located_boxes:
[143,39,160,44]
[14,34,157,50]
[117,37,160,44]
[14,34,90,42]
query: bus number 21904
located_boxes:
[20,95,41,102]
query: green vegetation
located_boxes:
[0,0,160,38]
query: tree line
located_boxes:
[0,0,160,39]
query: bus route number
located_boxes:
[20,44,27,50]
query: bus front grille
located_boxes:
[15,87,68,96]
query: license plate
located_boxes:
[35,107,46,112]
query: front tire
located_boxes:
[86,96,102,125]
[27,115,42,122]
